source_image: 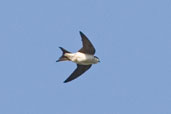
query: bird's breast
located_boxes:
[66,52,95,65]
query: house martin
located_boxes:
[56,31,100,83]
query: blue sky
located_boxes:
[0,0,171,114]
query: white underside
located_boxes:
[65,52,98,65]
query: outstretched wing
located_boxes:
[78,31,95,55]
[64,64,92,83]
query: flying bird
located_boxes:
[56,31,100,83]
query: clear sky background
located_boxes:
[0,0,171,114]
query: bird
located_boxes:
[56,31,100,83]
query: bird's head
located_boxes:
[94,56,100,63]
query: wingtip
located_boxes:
[63,80,69,83]
[64,78,73,83]
[79,31,83,35]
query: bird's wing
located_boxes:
[64,64,92,83]
[78,31,95,55]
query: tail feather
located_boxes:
[56,47,71,62]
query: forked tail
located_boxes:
[56,47,71,62]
